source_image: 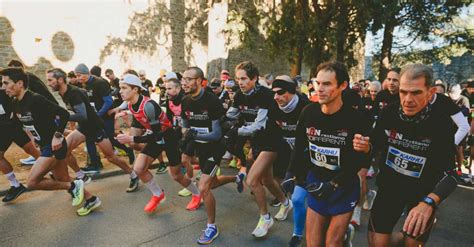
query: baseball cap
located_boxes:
[164,71,178,80]
[120,74,147,91]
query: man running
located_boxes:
[354,64,459,246]
[46,68,139,192]
[226,61,292,238]
[1,67,100,216]
[290,61,370,246]
[116,74,202,212]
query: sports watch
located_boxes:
[54,131,64,139]
[421,196,437,209]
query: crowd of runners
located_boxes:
[0,58,472,246]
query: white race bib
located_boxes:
[309,143,340,170]
[190,127,210,143]
[385,146,427,178]
[24,125,41,141]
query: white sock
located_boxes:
[6,172,20,188]
[262,213,271,220]
[145,179,162,196]
[130,170,138,179]
[186,181,200,196]
[76,170,85,179]
[207,223,216,229]
[284,198,289,207]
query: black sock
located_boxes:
[86,196,97,203]
[69,182,75,192]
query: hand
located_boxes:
[184,129,198,141]
[353,134,371,153]
[116,134,133,144]
[281,173,296,194]
[306,181,337,200]
[114,110,126,119]
[403,202,434,237]
[51,136,63,151]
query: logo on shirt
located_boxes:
[385,129,403,140]
[337,129,348,137]
[306,127,321,137]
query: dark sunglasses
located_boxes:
[274,89,287,95]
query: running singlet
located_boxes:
[371,102,456,194]
[128,96,171,131]
[12,91,69,146]
[268,94,309,149]
[181,90,224,143]
[291,103,370,186]
[166,91,185,129]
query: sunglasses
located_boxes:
[273,89,287,95]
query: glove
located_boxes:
[280,172,296,194]
[222,127,238,152]
[179,129,197,152]
[306,181,337,201]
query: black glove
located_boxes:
[306,181,337,201]
[281,172,296,194]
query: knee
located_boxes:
[325,237,343,247]
[26,178,38,190]
[198,183,211,197]
[170,169,182,182]
[134,167,146,177]
[292,193,306,208]
[246,175,260,189]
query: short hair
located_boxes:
[435,83,446,93]
[90,65,102,77]
[316,61,349,86]
[47,68,67,82]
[400,64,433,88]
[7,59,24,68]
[125,69,138,77]
[105,69,113,75]
[186,66,205,80]
[368,81,382,91]
[0,67,29,88]
[166,78,181,88]
[67,71,76,78]
[388,67,401,74]
[235,61,259,80]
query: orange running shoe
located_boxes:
[186,195,202,211]
[144,192,166,213]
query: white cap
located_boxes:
[164,71,178,80]
[138,70,146,76]
[120,74,147,91]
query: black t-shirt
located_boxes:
[85,75,112,119]
[13,91,69,146]
[268,94,309,149]
[0,90,13,126]
[27,72,58,105]
[371,102,456,195]
[231,86,275,126]
[62,85,104,131]
[360,96,378,123]
[290,103,370,186]
[342,88,361,109]
[181,90,224,137]
[375,89,399,112]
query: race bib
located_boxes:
[190,127,210,143]
[24,125,41,141]
[0,104,5,115]
[385,146,426,178]
[309,143,340,170]
[172,116,183,128]
[284,137,295,150]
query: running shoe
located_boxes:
[344,224,355,247]
[144,192,166,213]
[363,189,377,210]
[70,180,85,207]
[77,196,101,216]
[186,195,202,211]
[274,200,293,221]
[222,151,233,160]
[178,188,192,197]
[236,173,245,193]
[19,156,36,165]
[126,176,139,193]
[2,184,27,203]
[76,174,92,184]
[197,225,219,245]
[367,166,376,179]
[457,168,462,176]
[228,159,238,168]
[155,163,168,174]
[252,215,274,238]
[216,167,221,176]
[288,235,302,247]
[270,198,281,207]
[81,164,101,175]
[115,148,127,156]
[350,206,361,226]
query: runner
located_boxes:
[1,67,100,216]
[269,75,309,246]
[46,68,139,192]
[180,66,237,244]
[226,61,292,238]
[354,63,459,246]
[375,68,400,113]
[116,74,202,211]
[290,61,370,246]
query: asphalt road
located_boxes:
[1,168,473,246]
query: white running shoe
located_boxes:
[363,189,377,210]
[344,224,355,247]
[20,156,36,165]
[367,166,376,178]
[350,206,361,226]
[274,200,293,221]
[252,215,274,238]
[222,151,233,160]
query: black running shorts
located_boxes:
[141,130,181,166]
[194,142,223,176]
[0,124,30,152]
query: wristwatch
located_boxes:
[54,131,64,139]
[421,196,437,209]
